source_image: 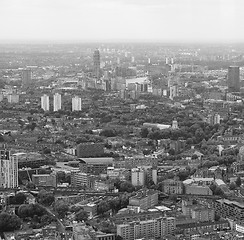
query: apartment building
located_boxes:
[0,149,18,188]
[215,199,244,221]
[71,171,89,188]
[162,179,183,194]
[117,217,175,240]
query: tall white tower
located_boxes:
[0,149,18,188]
[41,94,49,111]
[72,96,82,111]
[53,93,61,112]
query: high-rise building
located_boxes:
[41,94,50,111]
[0,148,18,188]
[169,85,178,100]
[53,93,61,112]
[93,49,100,79]
[131,168,146,186]
[72,96,82,111]
[22,69,32,87]
[228,66,240,92]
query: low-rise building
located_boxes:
[79,157,113,175]
[117,217,175,240]
[162,179,183,194]
[32,173,57,187]
[176,220,229,235]
[185,184,213,195]
[129,189,158,210]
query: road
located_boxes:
[44,206,68,240]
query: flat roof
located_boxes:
[79,157,113,165]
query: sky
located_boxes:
[0,0,243,43]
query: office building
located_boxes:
[41,94,50,111]
[53,93,61,112]
[93,49,100,79]
[131,168,146,186]
[22,69,32,87]
[0,149,18,188]
[129,189,158,210]
[72,96,82,111]
[32,173,57,187]
[79,157,113,175]
[117,217,175,240]
[228,66,240,92]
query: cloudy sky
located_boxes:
[0,0,243,42]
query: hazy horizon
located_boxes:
[0,0,243,43]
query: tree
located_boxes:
[229,182,236,190]
[140,127,149,138]
[97,201,110,215]
[18,204,46,219]
[236,176,242,187]
[0,213,21,232]
[75,210,88,222]
[40,214,56,225]
[12,192,26,205]
[43,148,51,154]
[55,202,69,218]
[25,182,36,190]
[37,190,55,206]
[100,128,117,137]
[119,181,135,193]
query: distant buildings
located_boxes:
[53,93,61,112]
[7,94,19,103]
[117,216,175,240]
[169,85,178,100]
[0,148,18,188]
[228,66,240,92]
[72,96,82,111]
[93,49,100,79]
[41,94,50,111]
[22,69,32,87]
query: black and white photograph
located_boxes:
[0,0,244,239]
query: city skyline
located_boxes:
[0,0,243,43]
